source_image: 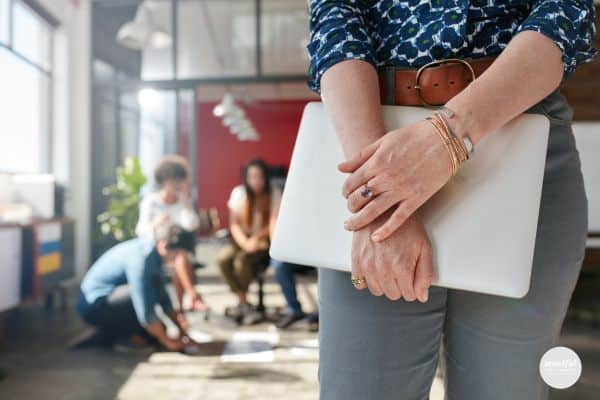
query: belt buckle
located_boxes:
[414,58,476,108]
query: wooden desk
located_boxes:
[0,224,22,312]
[20,218,76,304]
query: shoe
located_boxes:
[242,310,263,325]
[240,303,263,325]
[113,335,154,356]
[226,302,252,323]
[276,312,306,329]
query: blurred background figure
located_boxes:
[136,155,207,314]
[217,159,281,325]
[76,225,197,353]
[271,260,318,329]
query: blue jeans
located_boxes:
[271,260,314,315]
[76,286,145,344]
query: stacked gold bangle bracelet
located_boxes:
[426,112,470,176]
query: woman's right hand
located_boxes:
[161,337,185,352]
[351,212,435,302]
[241,235,259,253]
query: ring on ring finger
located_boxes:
[351,276,366,288]
[361,184,374,199]
[348,182,379,212]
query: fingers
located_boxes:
[413,245,435,302]
[350,253,368,291]
[345,193,398,231]
[357,262,399,300]
[392,259,417,302]
[371,198,420,242]
[353,259,385,297]
[370,251,414,302]
[338,140,380,174]
[341,158,378,199]
[374,253,402,301]
[364,268,385,297]
[346,180,377,213]
[380,275,402,301]
[344,194,398,231]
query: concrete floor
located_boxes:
[0,241,598,399]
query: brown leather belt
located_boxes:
[378,57,496,107]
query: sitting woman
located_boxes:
[135,155,207,314]
[217,159,281,323]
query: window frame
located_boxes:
[0,0,58,173]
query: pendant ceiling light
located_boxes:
[212,94,260,141]
[116,1,172,50]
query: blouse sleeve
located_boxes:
[227,185,246,214]
[306,0,377,93]
[135,195,157,240]
[179,204,200,232]
[515,0,597,77]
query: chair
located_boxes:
[254,258,271,314]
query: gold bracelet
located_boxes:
[432,113,469,165]
[433,111,469,162]
[428,116,458,174]
[426,113,470,176]
[426,117,459,175]
[437,107,474,154]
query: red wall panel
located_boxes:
[196,99,312,227]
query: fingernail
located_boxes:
[422,290,429,302]
[371,232,381,242]
[344,221,351,230]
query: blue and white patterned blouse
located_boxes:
[306,0,597,93]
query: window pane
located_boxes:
[93,59,115,87]
[13,1,52,70]
[141,1,174,80]
[0,48,49,172]
[0,0,9,44]
[119,91,140,160]
[177,90,196,172]
[261,0,309,75]
[177,0,257,78]
[139,90,176,181]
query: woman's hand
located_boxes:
[351,211,435,302]
[162,337,186,352]
[172,310,190,332]
[340,119,453,242]
[242,235,261,253]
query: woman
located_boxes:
[217,159,281,322]
[136,155,208,318]
[308,1,596,399]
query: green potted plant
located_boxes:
[97,157,147,242]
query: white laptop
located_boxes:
[270,102,549,298]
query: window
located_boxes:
[0,0,9,44]
[176,0,257,79]
[13,1,52,70]
[0,0,54,173]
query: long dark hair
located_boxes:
[242,159,271,229]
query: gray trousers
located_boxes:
[318,90,588,400]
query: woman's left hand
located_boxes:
[340,119,454,242]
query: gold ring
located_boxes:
[351,276,366,287]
